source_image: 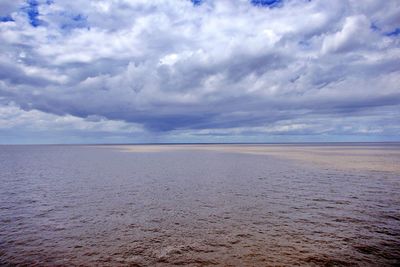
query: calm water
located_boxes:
[0,144,399,266]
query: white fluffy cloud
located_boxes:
[0,0,399,143]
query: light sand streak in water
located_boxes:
[111,144,400,173]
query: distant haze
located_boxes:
[0,0,399,143]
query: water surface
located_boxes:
[0,144,399,266]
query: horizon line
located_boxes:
[1,141,400,146]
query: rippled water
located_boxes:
[0,144,399,266]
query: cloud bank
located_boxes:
[0,0,399,143]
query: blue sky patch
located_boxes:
[0,16,14,22]
[251,0,283,8]
[386,28,400,37]
[191,0,202,6]
[24,0,42,27]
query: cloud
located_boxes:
[0,103,145,144]
[0,0,399,143]
[0,0,24,17]
[321,15,373,54]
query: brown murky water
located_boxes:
[0,144,399,266]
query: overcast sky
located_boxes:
[0,0,399,143]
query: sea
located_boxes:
[0,143,399,266]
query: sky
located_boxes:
[0,0,399,144]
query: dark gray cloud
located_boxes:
[0,0,399,143]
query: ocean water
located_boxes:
[0,144,399,266]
